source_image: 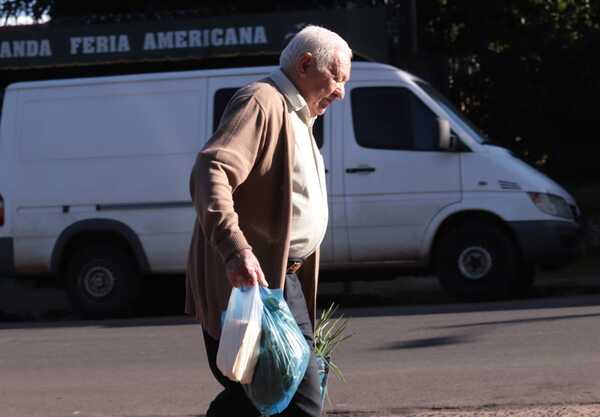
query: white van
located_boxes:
[0,62,583,316]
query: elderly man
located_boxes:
[186,25,352,417]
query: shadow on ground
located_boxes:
[0,253,598,328]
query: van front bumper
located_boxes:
[509,220,584,268]
[0,237,16,275]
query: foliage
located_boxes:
[417,0,600,182]
[0,0,362,22]
[314,302,351,383]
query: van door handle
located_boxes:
[346,166,376,174]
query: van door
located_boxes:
[342,83,461,262]
[207,75,334,263]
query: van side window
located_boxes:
[213,87,324,149]
[351,87,438,151]
[213,88,238,132]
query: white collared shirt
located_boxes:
[270,69,328,259]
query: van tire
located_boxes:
[434,222,518,300]
[65,244,140,318]
[510,262,536,296]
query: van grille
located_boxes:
[499,180,521,190]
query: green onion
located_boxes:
[314,303,352,383]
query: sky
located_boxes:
[1,13,49,26]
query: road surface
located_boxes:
[2,293,600,417]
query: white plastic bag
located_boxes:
[217,285,263,383]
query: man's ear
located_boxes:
[296,52,313,79]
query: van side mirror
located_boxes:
[437,118,456,151]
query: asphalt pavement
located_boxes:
[1,254,599,417]
[3,296,600,417]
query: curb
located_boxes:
[324,403,600,417]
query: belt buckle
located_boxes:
[287,260,302,274]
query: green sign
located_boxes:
[0,8,388,69]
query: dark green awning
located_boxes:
[0,7,388,69]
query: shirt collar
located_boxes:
[269,68,307,113]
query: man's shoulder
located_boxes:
[236,79,286,113]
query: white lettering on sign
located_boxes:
[118,35,130,52]
[39,40,52,56]
[0,26,269,61]
[12,41,25,56]
[157,32,173,49]
[211,28,224,46]
[239,27,253,44]
[70,34,131,55]
[142,25,269,50]
[96,36,109,53]
[254,26,267,44]
[224,28,237,46]
[143,32,157,50]
[189,30,202,47]
[83,37,94,54]
[70,37,81,54]
[0,39,52,58]
[175,30,187,48]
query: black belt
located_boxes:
[286,258,304,274]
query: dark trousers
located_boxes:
[203,273,322,417]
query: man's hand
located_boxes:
[225,248,269,288]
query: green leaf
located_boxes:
[314,302,351,383]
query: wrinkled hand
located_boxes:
[225,248,269,288]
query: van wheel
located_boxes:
[65,244,140,318]
[435,222,518,301]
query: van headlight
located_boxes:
[528,192,573,219]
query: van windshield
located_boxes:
[416,81,491,144]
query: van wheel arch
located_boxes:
[430,211,521,267]
[52,219,150,277]
[430,211,528,300]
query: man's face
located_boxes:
[298,52,350,117]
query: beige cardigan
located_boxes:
[185,78,320,340]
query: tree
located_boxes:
[418,0,600,182]
[0,0,357,23]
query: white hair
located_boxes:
[279,25,352,72]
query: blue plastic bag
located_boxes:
[243,287,310,416]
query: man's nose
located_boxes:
[333,83,345,100]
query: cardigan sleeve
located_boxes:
[189,92,268,262]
